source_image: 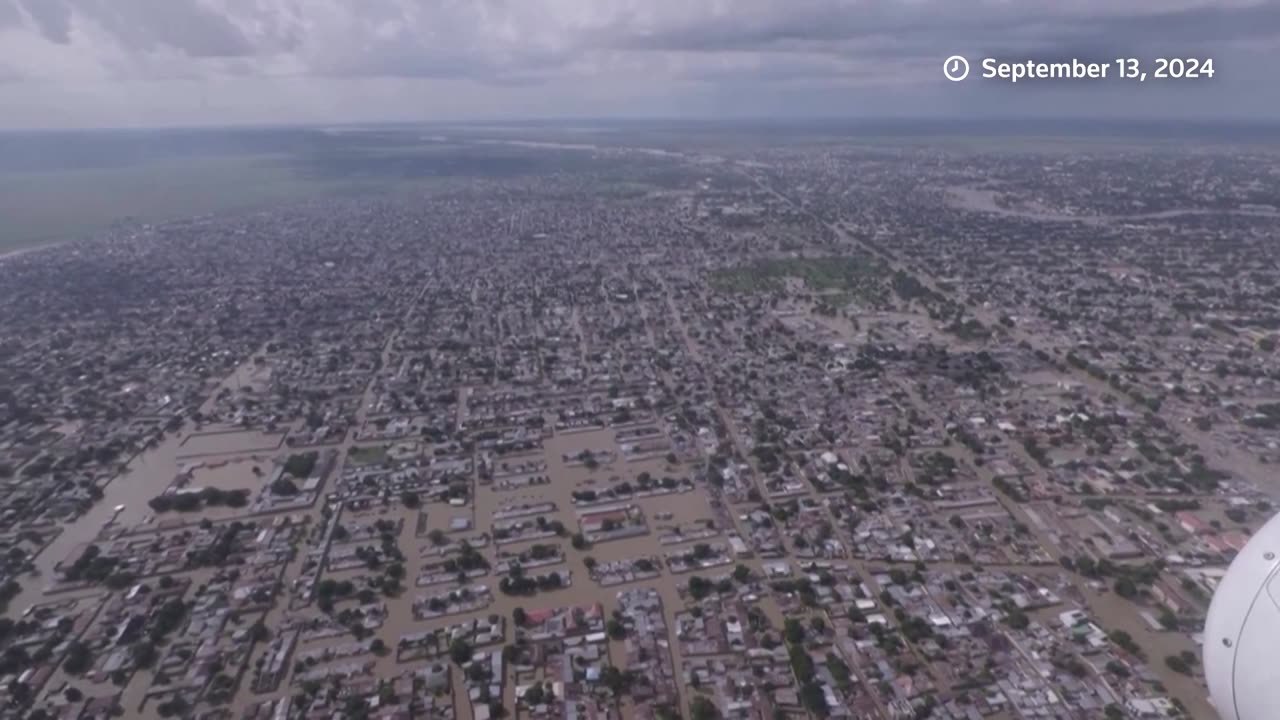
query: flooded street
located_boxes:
[12,432,185,612]
[16,351,294,613]
[1,126,1260,720]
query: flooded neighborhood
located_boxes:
[0,127,1278,720]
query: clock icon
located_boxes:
[944,55,970,82]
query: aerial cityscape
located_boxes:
[0,121,1277,720]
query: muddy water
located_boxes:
[40,401,782,718]
[228,423,782,719]
[10,432,187,613]
[792,300,1218,717]
[179,429,285,457]
[465,427,712,714]
[186,458,270,493]
[1081,585,1214,718]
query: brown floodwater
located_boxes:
[12,432,188,613]
[224,422,793,719]
[178,429,286,457]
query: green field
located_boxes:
[709,255,888,296]
[348,446,389,466]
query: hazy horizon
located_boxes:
[6,114,1280,136]
[1,0,1278,129]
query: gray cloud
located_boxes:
[16,0,73,43]
[73,0,256,57]
[13,0,269,56]
[313,38,574,84]
[607,1,1280,61]
[0,1,20,29]
[1,0,1279,126]
[1074,2,1280,47]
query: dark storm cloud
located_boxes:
[2,0,1278,126]
[16,0,72,43]
[74,0,255,57]
[964,2,1280,65]
[316,41,574,84]
[0,1,21,29]
[1069,2,1280,47]
[11,0,1277,84]
[608,1,1280,62]
[14,0,258,56]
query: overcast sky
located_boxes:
[0,0,1277,129]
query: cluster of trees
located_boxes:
[62,641,93,675]
[575,450,601,470]
[498,566,566,596]
[449,639,473,665]
[283,452,318,478]
[768,577,819,607]
[148,486,249,513]
[63,545,126,586]
[317,578,358,604]
[534,516,566,535]
[781,619,829,716]
[1067,553,1162,606]
[155,697,190,718]
[599,665,639,695]
[1022,437,1051,468]
[686,575,734,600]
[526,544,558,561]
[1165,650,1198,675]
[0,579,20,614]
[690,695,719,720]
[147,597,190,644]
[444,542,488,574]
[1109,629,1143,657]
[522,681,556,706]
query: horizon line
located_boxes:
[4,114,1280,135]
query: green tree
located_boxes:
[690,696,719,720]
[800,681,828,716]
[784,618,806,645]
[450,639,473,666]
[131,641,158,668]
[1114,577,1138,598]
[687,576,713,600]
[62,641,93,675]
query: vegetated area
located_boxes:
[709,255,889,300]
[347,446,388,466]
